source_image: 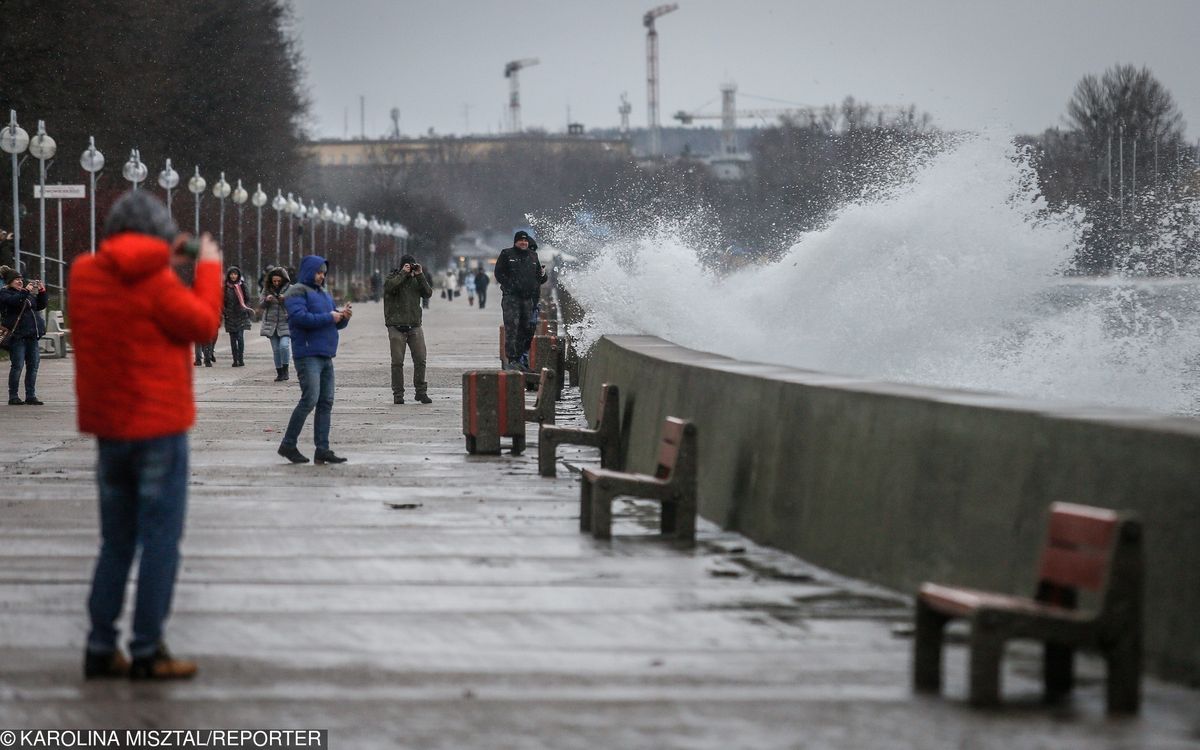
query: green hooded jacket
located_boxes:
[383,270,434,327]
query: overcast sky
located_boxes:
[292,0,1200,141]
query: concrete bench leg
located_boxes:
[968,624,1004,707]
[660,498,677,536]
[579,479,594,533]
[1043,642,1074,700]
[591,484,614,540]
[913,599,947,693]
[538,432,559,477]
[1105,633,1141,715]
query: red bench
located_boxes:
[538,383,622,478]
[579,417,697,542]
[913,502,1143,714]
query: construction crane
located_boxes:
[674,83,816,156]
[643,3,678,157]
[618,92,632,136]
[504,58,540,134]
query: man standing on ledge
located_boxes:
[278,254,352,465]
[383,254,434,404]
[70,190,223,680]
[494,230,546,371]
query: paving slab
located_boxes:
[1,297,1198,749]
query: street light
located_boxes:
[187,167,206,235]
[0,111,29,272]
[353,212,367,281]
[271,189,286,265]
[252,184,267,279]
[212,172,231,246]
[122,148,147,191]
[320,202,333,246]
[307,200,319,250]
[285,193,299,263]
[158,158,179,217]
[80,137,104,254]
[29,121,56,282]
[231,178,248,269]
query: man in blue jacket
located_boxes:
[278,255,352,464]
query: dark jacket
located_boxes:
[494,241,546,299]
[260,267,291,338]
[222,266,253,333]
[474,270,490,291]
[0,285,47,340]
[383,268,433,327]
[284,255,348,359]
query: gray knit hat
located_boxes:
[103,190,178,242]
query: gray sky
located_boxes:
[292,0,1200,141]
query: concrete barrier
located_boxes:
[580,334,1200,684]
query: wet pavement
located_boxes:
[1,299,1198,749]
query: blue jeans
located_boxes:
[86,432,189,658]
[282,356,335,451]
[7,336,40,400]
[268,334,291,368]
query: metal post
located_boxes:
[275,209,282,266]
[236,203,244,270]
[1118,121,1125,227]
[38,149,46,282]
[89,169,97,254]
[56,198,63,297]
[194,190,200,235]
[288,213,294,265]
[219,196,225,247]
[9,152,17,273]
[1132,135,1138,220]
[256,204,263,281]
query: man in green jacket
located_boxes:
[383,255,434,404]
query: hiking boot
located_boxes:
[280,365,289,381]
[416,394,432,404]
[313,449,348,465]
[505,360,522,371]
[25,397,43,406]
[8,398,23,405]
[274,367,286,382]
[194,359,202,367]
[393,395,405,404]
[277,444,310,464]
[129,643,197,681]
[84,649,130,679]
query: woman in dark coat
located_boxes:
[259,266,291,381]
[0,267,48,405]
[222,266,253,367]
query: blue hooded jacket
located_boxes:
[284,255,348,358]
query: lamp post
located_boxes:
[285,193,298,264]
[212,173,231,246]
[0,111,29,272]
[319,203,333,247]
[307,201,319,250]
[367,217,381,276]
[354,212,367,282]
[158,158,179,218]
[290,195,306,257]
[252,184,267,279]
[271,190,286,265]
[29,121,56,282]
[231,179,248,269]
[80,137,104,254]
[187,167,206,235]
[122,148,147,191]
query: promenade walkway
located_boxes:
[1,299,1197,749]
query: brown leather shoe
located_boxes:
[84,650,130,679]
[129,643,197,680]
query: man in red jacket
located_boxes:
[69,191,223,681]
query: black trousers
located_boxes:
[501,294,537,363]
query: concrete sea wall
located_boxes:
[580,334,1200,683]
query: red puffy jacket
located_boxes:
[69,232,223,440]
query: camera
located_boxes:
[172,235,200,260]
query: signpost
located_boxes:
[32,184,85,297]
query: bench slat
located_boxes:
[1038,545,1110,592]
[1047,502,1118,549]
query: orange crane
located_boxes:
[505,58,540,133]
[644,3,678,157]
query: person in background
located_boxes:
[278,255,352,465]
[69,189,223,680]
[474,266,490,310]
[222,266,253,367]
[464,268,477,306]
[494,230,546,371]
[383,254,434,405]
[0,267,48,405]
[260,266,291,381]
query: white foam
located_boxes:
[562,131,1200,416]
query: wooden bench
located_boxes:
[538,383,621,478]
[524,367,556,426]
[913,502,1143,714]
[579,417,697,543]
